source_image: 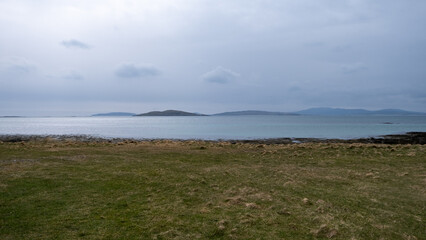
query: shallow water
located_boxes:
[1,115,426,140]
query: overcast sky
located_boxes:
[1,0,425,116]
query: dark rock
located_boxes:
[0,132,425,144]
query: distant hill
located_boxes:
[92,112,135,117]
[373,109,426,115]
[214,110,298,116]
[91,108,425,117]
[136,110,206,116]
[295,107,426,116]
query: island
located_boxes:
[92,112,135,117]
[91,108,425,117]
[135,110,206,116]
[294,107,426,116]
[214,110,298,116]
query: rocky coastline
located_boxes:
[0,132,425,145]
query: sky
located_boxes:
[0,0,425,116]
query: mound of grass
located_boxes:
[1,140,425,239]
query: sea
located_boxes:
[1,115,426,140]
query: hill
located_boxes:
[92,112,135,117]
[214,110,298,116]
[295,107,426,116]
[135,110,206,116]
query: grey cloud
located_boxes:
[202,66,240,84]
[340,62,367,74]
[63,71,84,80]
[0,57,36,75]
[61,39,91,49]
[1,1,426,115]
[333,45,352,52]
[303,41,326,48]
[115,63,160,78]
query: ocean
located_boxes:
[1,115,426,140]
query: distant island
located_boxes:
[214,108,425,116]
[295,108,426,116]
[214,110,298,116]
[90,108,426,117]
[92,112,136,117]
[135,110,206,116]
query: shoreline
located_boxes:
[1,132,425,144]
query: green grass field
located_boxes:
[1,139,425,239]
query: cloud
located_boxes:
[1,1,426,114]
[0,57,36,75]
[201,66,240,84]
[61,39,91,49]
[303,41,326,48]
[340,62,367,74]
[63,71,84,80]
[115,63,160,78]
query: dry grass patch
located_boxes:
[0,141,425,239]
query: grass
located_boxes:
[0,139,425,239]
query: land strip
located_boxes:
[0,131,425,145]
[0,136,425,239]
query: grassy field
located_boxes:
[0,139,425,239]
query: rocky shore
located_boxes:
[234,132,426,145]
[1,132,425,144]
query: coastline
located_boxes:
[1,131,425,144]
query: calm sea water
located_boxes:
[1,115,426,140]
